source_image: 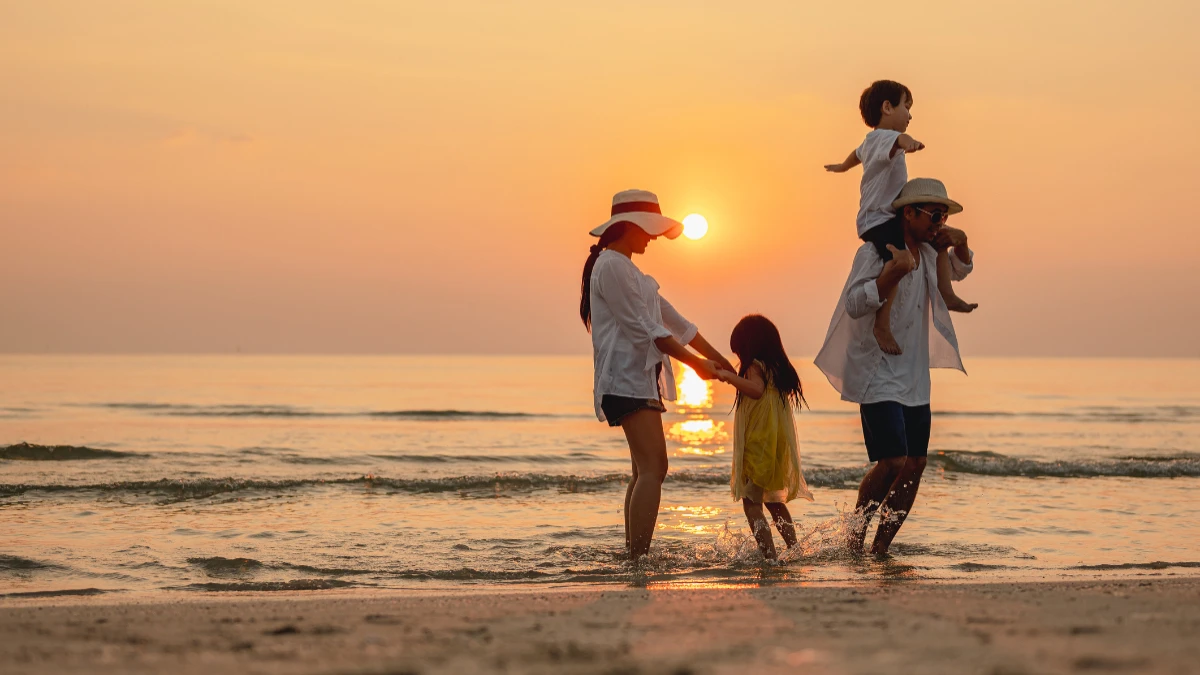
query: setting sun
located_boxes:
[682,214,708,240]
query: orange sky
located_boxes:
[2,1,1198,356]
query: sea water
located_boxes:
[2,355,1198,596]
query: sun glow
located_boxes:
[675,364,712,408]
[682,214,708,240]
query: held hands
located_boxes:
[692,359,724,381]
[715,368,738,383]
[884,244,916,275]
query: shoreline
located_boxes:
[4,576,1199,674]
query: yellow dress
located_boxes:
[731,363,814,504]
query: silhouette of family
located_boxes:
[582,80,975,561]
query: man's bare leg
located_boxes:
[936,248,977,313]
[870,457,928,555]
[849,457,906,554]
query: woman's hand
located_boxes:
[692,359,723,381]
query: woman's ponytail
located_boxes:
[580,222,629,330]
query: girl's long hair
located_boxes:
[579,222,630,330]
[729,314,807,410]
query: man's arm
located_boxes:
[845,244,915,319]
[875,244,917,300]
[935,226,973,276]
[824,149,861,173]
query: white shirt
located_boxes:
[855,129,907,237]
[590,250,697,422]
[814,242,974,405]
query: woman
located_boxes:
[581,189,734,560]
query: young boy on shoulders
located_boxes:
[825,80,976,354]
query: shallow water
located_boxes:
[2,355,1199,596]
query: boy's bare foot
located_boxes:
[873,323,902,355]
[945,297,978,313]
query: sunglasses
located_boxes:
[915,207,949,225]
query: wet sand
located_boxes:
[3,577,1199,674]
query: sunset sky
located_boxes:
[2,1,1198,356]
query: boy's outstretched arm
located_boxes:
[890,134,924,157]
[824,150,861,173]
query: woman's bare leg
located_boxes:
[619,408,668,560]
[764,502,798,548]
[623,458,638,553]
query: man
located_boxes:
[815,177,974,556]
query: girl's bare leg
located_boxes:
[764,502,798,548]
[619,409,668,560]
[936,248,977,313]
[742,498,777,559]
[873,285,902,354]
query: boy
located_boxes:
[825,80,976,354]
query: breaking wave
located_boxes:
[0,588,110,598]
[88,403,548,420]
[174,579,357,592]
[1,443,138,461]
[935,450,1200,478]
[1070,561,1200,571]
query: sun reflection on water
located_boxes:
[666,418,727,445]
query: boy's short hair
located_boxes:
[859,80,913,128]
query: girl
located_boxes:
[717,315,814,559]
[581,189,734,561]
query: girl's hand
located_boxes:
[715,368,737,383]
[693,359,723,381]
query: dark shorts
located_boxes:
[601,395,665,427]
[860,215,905,262]
[859,401,932,462]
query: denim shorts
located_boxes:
[859,401,932,462]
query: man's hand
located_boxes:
[884,244,916,274]
[896,134,925,153]
[933,226,968,251]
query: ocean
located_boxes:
[2,355,1198,596]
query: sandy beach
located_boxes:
[4,576,1199,675]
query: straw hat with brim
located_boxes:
[891,177,964,215]
[590,189,683,239]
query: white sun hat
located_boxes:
[891,177,964,215]
[590,189,683,239]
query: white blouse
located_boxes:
[589,250,697,422]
